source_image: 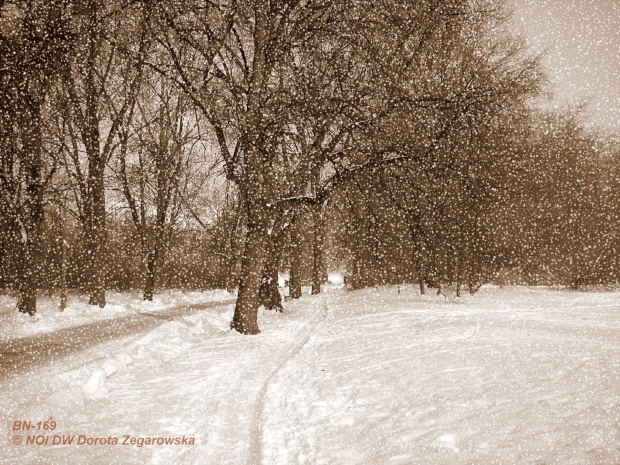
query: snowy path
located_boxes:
[251,298,329,464]
[2,286,620,465]
[1,292,328,465]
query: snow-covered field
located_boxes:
[1,286,620,464]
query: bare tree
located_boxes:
[0,0,72,314]
[115,70,214,300]
[53,0,149,307]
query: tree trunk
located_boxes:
[17,95,44,316]
[143,249,157,301]
[225,256,237,293]
[88,173,107,307]
[289,214,303,299]
[17,218,39,316]
[83,9,106,308]
[311,205,324,295]
[231,217,268,334]
[217,256,228,289]
[59,209,67,311]
[260,232,283,311]
[350,231,366,291]
[467,256,477,295]
[409,224,426,295]
[456,248,462,298]
[416,258,426,295]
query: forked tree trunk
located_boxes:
[289,214,302,299]
[311,205,324,295]
[231,218,268,334]
[260,232,283,311]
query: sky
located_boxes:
[511,0,620,132]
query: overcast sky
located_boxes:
[511,0,620,132]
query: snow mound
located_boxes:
[101,359,121,376]
[114,351,133,367]
[82,370,109,398]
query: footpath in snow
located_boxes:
[2,286,620,464]
[1,289,328,464]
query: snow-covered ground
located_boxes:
[0,289,234,340]
[1,286,620,464]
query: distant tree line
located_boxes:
[1,0,618,333]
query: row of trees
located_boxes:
[1,0,618,334]
[334,108,620,294]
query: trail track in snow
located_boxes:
[250,295,330,465]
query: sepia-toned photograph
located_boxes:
[1,0,619,463]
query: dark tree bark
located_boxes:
[87,169,107,307]
[143,249,158,301]
[311,205,324,295]
[229,2,273,333]
[222,205,242,294]
[409,225,426,295]
[231,214,268,334]
[59,216,67,311]
[417,257,426,295]
[80,1,107,308]
[289,213,303,299]
[456,247,463,298]
[350,217,367,291]
[351,252,363,290]
[1,1,73,315]
[52,202,68,310]
[225,256,238,294]
[17,95,44,316]
[260,232,283,311]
